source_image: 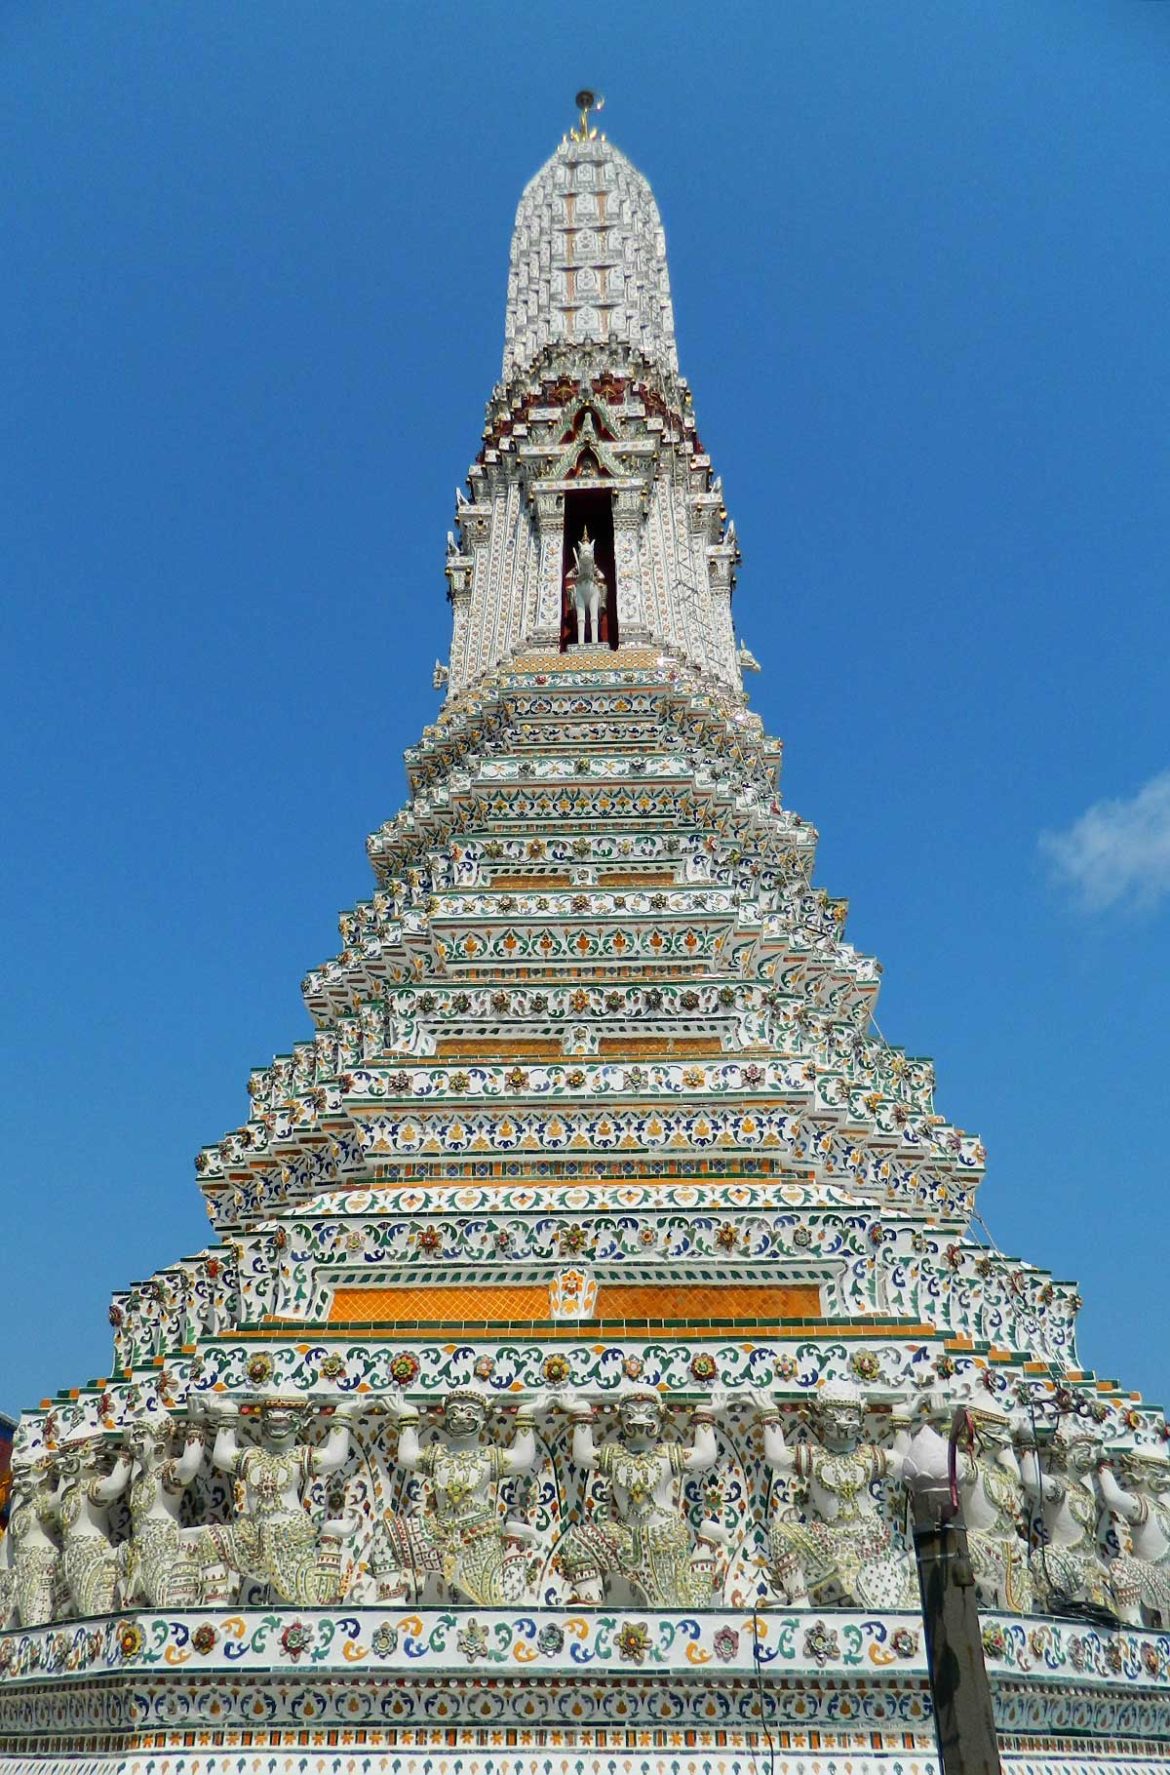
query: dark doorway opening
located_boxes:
[560,487,618,650]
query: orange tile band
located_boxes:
[328,1280,822,1325]
[597,870,677,886]
[435,1039,562,1060]
[491,874,572,890]
[597,1037,724,1057]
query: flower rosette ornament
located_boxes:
[389,1350,420,1388]
[117,1622,145,1661]
[246,1352,274,1387]
[981,1623,1007,1659]
[542,1353,571,1386]
[803,1621,840,1666]
[891,1627,918,1660]
[712,1626,739,1663]
[689,1351,718,1385]
[281,1620,314,1661]
[191,1624,218,1656]
[457,1619,489,1662]
[850,1349,880,1384]
[537,1623,565,1656]
[371,1624,399,1659]
[617,1621,650,1664]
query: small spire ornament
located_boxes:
[570,88,604,142]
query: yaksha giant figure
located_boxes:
[123,1414,207,1608]
[1095,1448,1170,1628]
[57,1437,133,1617]
[2,1455,62,1628]
[378,1388,543,1606]
[193,1397,358,1607]
[1019,1427,1115,1616]
[950,1403,1032,1614]
[556,1387,728,1607]
[753,1382,913,1609]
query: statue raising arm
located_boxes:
[750,1388,795,1473]
[310,1398,360,1478]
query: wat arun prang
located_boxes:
[1,101,1168,1775]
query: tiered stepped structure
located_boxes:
[2,104,1168,1775]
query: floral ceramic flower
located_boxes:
[558,1224,590,1255]
[712,1626,739,1662]
[371,1624,399,1659]
[891,1627,918,1659]
[281,1620,314,1660]
[506,1068,528,1092]
[773,1354,798,1381]
[458,1619,489,1662]
[191,1624,217,1655]
[416,1226,443,1255]
[474,1354,496,1380]
[1104,1640,1124,1674]
[320,1353,345,1381]
[803,1621,840,1666]
[1142,1642,1160,1678]
[389,1351,420,1387]
[617,1621,650,1663]
[118,1623,145,1660]
[791,1225,812,1249]
[622,1354,644,1380]
[448,1072,470,1093]
[689,1352,718,1385]
[246,1353,273,1386]
[542,1353,571,1386]
[981,1624,1007,1659]
[850,1350,880,1384]
[537,1623,565,1656]
[715,1224,739,1251]
[108,1304,124,1328]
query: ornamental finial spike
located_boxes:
[571,88,605,142]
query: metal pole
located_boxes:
[908,1420,1003,1775]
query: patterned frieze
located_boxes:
[2,1606,1167,1721]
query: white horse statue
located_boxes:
[568,528,606,644]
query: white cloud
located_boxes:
[1041,769,1170,912]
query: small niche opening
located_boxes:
[561,487,618,650]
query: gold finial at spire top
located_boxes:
[571,88,605,142]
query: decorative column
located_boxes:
[613,485,649,645]
[529,487,565,649]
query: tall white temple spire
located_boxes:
[442,103,743,698]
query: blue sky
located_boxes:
[3,1,1168,1414]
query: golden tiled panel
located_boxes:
[328,1280,821,1325]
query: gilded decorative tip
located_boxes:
[570,88,605,142]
